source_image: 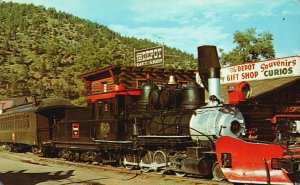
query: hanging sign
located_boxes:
[221,56,300,84]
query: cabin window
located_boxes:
[102,82,107,92]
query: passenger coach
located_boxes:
[0,98,74,153]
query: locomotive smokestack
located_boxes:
[197,45,221,101]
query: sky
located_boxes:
[3,0,300,57]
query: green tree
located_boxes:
[219,28,275,66]
[0,2,196,104]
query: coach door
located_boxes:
[36,114,50,144]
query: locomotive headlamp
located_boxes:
[241,83,252,99]
[227,82,252,104]
[230,121,241,134]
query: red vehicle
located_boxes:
[216,136,300,184]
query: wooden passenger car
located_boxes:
[0,98,74,152]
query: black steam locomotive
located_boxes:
[0,45,248,180]
[43,45,246,179]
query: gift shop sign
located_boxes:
[134,46,164,67]
[221,56,300,84]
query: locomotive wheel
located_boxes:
[58,150,66,159]
[67,151,75,161]
[124,153,138,170]
[116,156,124,166]
[153,150,167,174]
[40,147,49,157]
[74,152,80,162]
[141,167,151,172]
[125,164,135,170]
[31,146,39,155]
[8,144,14,152]
[175,171,186,177]
[212,162,225,181]
[5,144,12,152]
[139,150,154,173]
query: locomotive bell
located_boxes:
[167,75,177,85]
[180,81,205,109]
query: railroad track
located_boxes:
[13,151,232,185]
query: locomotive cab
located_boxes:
[49,89,141,163]
[53,92,140,143]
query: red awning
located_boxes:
[87,89,141,101]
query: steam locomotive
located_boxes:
[37,45,245,179]
[0,45,299,185]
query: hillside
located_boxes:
[0,2,196,104]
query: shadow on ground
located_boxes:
[0,170,74,185]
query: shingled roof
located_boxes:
[220,76,300,103]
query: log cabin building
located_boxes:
[79,66,197,101]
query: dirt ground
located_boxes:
[0,147,232,185]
